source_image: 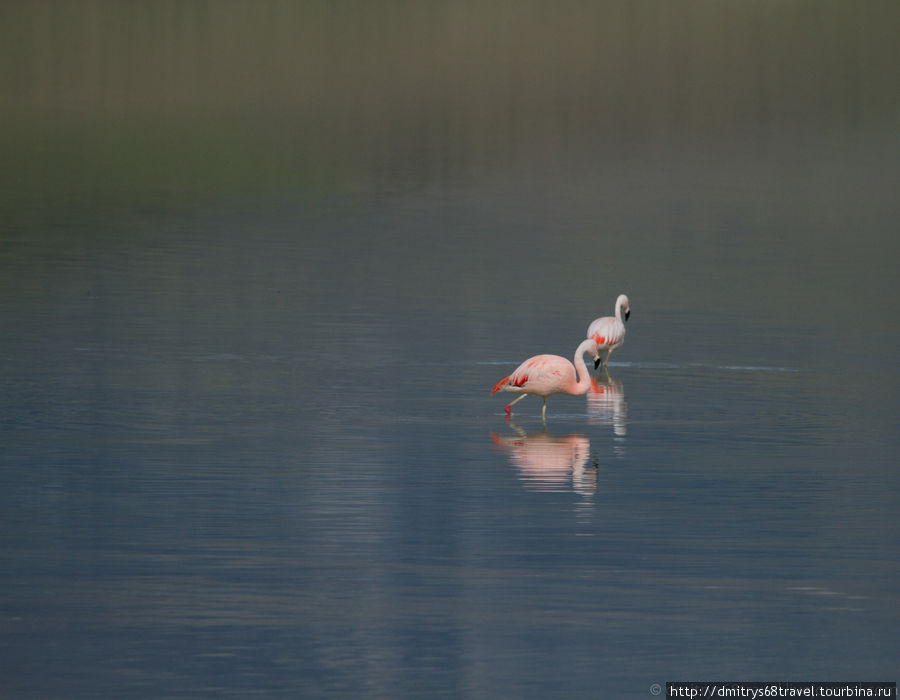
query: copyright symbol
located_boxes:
[650,683,662,696]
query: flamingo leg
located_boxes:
[603,349,612,366]
[541,398,548,423]
[505,393,527,415]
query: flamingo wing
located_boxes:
[587,316,624,350]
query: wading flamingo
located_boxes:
[587,294,630,366]
[491,338,600,421]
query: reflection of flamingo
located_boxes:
[587,294,630,366]
[491,427,595,495]
[491,338,599,421]
[587,370,627,437]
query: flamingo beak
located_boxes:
[594,357,602,369]
[624,308,631,321]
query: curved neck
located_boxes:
[570,339,596,396]
[614,299,624,324]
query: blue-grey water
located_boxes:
[2,4,898,698]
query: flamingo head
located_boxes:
[617,294,631,322]
[585,338,601,369]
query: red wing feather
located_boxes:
[491,376,510,395]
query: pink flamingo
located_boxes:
[587,294,631,366]
[491,338,600,421]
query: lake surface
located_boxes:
[1,4,898,698]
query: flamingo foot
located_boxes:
[504,404,512,415]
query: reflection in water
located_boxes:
[587,371,627,457]
[491,424,595,496]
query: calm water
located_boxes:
[2,4,899,698]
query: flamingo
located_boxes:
[587,294,631,366]
[491,338,600,421]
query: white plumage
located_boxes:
[587,294,631,366]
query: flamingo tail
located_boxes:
[491,377,510,395]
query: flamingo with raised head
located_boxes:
[491,338,600,421]
[587,294,631,366]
